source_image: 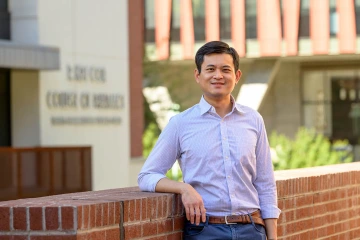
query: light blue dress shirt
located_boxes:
[138,96,281,219]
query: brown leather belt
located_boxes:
[208,210,265,227]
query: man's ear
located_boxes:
[235,70,242,84]
[194,68,200,83]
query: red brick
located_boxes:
[134,199,141,221]
[105,227,120,240]
[295,206,313,220]
[0,207,10,231]
[87,230,107,240]
[61,207,74,230]
[95,204,103,227]
[128,200,135,222]
[103,203,109,226]
[82,205,89,229]
[147,198,154,220]
[13,207,27,230]
[284,198,295,210]
[10,236,27,240]
[114,202,120,225]
[173,216,184,231]
[124,223,142,239]
[295,195,313,208]
[157,196,164,218]
[30,236,76,240]
[166,231,183,240]
[166,195,173,217]
[0,237,11,240]
[142,221,157,237]
[45,207,59,230]
[89,205,96,228]
[108,202,115,225]
[157,218,173,234]
[29,207,43,230]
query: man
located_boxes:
[138,41,280,240]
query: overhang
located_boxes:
[0,40,60,70]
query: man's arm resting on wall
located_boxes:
[264,218,278,240]
[156,178,206,225]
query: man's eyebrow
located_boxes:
[205,64,216,68]
[222,65,232,68]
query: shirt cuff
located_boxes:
[260,205,281,219]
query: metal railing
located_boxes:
[0,146,91,201]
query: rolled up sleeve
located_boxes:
[138,117,180,192]
[253,115,281,219]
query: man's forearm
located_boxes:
[264,218,278,240]
[155,177,188,194]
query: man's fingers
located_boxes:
[201,206,206,223]
[189,206,195,224]
[185,207,189,221]
[195,208,201,225]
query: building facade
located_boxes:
[0,0,144,191]
[144,0,360,159]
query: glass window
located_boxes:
[299,0,310,37]
[329,0,338,37]
[144,0,155,42]
[302,69,360,144]
[355,0,360,35]
[280,0,284,39]
[170,0,181,42]
[302,71,332,136]
[193,0,205,41]
[220,0,231,40]
[245,0,257,39]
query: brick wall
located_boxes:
[0,162,360,240]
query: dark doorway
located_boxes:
[331,77,360,144]
[0,69,11,146]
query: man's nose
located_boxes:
[213,70,223,79]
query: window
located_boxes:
[170,0,180,42]
[192,0,205,41]
[245,0,257,39]
[144,0,155,43]
[302,70,360,144]
[220,0,231,40]
[280,0,284,39]
[329,0,338,37]
[355,0,360,35]
[299,0,310,37]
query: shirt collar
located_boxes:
[199,95,246,115]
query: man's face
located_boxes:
[195,53,241,102]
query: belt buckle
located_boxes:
[225,215,236,225]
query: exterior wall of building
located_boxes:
[38,0,130,190]
[8,0,134,190]
[11,70,41,147]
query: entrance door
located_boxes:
[0,69,11,146]
[331,77,360,144]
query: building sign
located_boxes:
[46,64,125,125]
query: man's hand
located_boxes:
[180,183,206,225]
[155,178,206,225]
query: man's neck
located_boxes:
[204,95,233,118]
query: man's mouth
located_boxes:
[211,82,224,85]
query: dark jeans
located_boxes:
[184,216,266,240]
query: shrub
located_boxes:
[270,127,353,170]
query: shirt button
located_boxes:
[227,175,231,178]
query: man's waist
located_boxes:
[207,210,265,227]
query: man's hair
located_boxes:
[195,41,240,73]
